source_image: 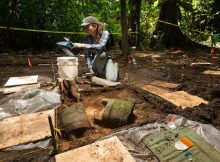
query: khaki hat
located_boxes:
[81,16,100,26]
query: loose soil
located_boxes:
[0,49,220,161]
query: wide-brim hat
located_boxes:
[80,16,100,26]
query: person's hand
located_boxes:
[72,43,86,48]
[63,36,70,41]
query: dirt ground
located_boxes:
[0,49,220,161]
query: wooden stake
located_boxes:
[52,61,56,82]
[48,115,57,155]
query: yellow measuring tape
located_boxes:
[0,26,86,35]
[157,19,209,35]
[0,25,138,35]
[0,20,207,35]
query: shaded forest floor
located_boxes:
[0,49,220,161]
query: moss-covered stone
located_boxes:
[102,98,135,127]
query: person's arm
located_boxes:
[85,31,109,49]
[73,31,109,50]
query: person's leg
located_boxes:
[92,52,107,77]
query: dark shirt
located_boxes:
[83,30,110,68]
[84,30,109,49]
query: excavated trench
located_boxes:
[0,50,220,161]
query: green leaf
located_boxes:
[179,1,193,12]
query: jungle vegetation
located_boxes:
[0,0,219,55]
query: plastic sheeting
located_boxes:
[103,114,220,162]
[0,89,60,151]
[5,139,51,151]
[0,89,61,120]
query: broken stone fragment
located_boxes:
[101,98,135,127]
[60,103,90,136]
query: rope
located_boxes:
[157,19,209,35]
[0,26,86,35]
[0,19,210,36]
[0,26,138,35]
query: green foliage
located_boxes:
[0,0,122,50]
[180,0,215,43]
[140,0,160,44]
[179,1,193,12]
[0,0,218,50]
[0,0,10,26]
[141,0,215,46]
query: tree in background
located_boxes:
[128,0,142,50]
[0,0,218,51]
[210,0,220,33]
[0,0,124,51]
[120,0,129,57]
[150,0,214,49]
[180,0,215,43]
[150,0,193,49]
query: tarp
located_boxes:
[0,89,61,120]
[103,114,220,162]
[144,127,220,162]
[0,89,60,150]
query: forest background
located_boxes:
[0,0,219,52]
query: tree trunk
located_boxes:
[211,0,220,33]
[6,0,18,49]
[150,0,207,50]
[128,0,142,50]
[120,0,129,58]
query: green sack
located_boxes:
[143,127,220,162]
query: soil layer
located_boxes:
[0,50,220,161]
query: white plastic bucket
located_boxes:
[57,57,78,80]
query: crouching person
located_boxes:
[73,16,118,81]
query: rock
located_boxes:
[101,98,135,127]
